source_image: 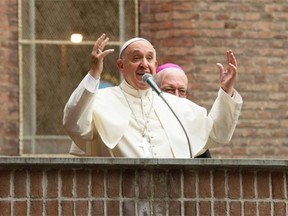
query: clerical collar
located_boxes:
[119,80,152,98]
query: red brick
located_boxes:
[107,200,119,216]
[122,200,135,215]
[30,200,43,216]
[46,200,58,216]
[258,202,271,215]
[91,200,104,216]
[274,202,286,216]
[60,201,74,215]
[184,200,196,215]
[167,169,181,198]
[199,201,211,216]
[227,170,240,199]
[46,170,58,198]
[0,201,11,216]
[271,172,285,199]
[183,170,196,198]
[229,201,242,215]
[137,201,150,215]
[14,201,27,216]
[153,201,166,215]
[169,201,181,215]
[30,170,43,198]
[138,169,152,198]
[214,201,227,215]
[91,170,105,197]
[153,169,167,198]
[242,171,256,199]
[0,0,18,156]
[122,169,136,198]
[75,200,88,216]
[75,170,89,197]
[198,170,211,198]
[0,170,10,197]
[213,170,225,198]
[61,170,74,197]
[257,171,270,198]
[107,170,120,198]
[243,201,257,216]
[14,170,27,198]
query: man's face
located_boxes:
[117,40,158,90]
[159,69,188,98]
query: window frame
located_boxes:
[18,0,139,156]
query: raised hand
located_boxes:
[89,33,114,79]
[216,50,237,96]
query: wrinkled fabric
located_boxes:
[63,74,242,158]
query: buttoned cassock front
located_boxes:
[63,74,243,158]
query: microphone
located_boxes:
[142,73,163,96]
[142,73,193,158]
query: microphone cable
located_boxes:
[142,73,193,158]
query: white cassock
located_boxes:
[63,73,243,158]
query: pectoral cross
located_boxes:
[139,137,151,157]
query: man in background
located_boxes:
[154,63,212,158]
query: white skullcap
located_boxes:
[119,37,151,58]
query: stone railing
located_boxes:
[0,157,287,216]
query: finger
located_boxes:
[226,50,231,65]
[92,33,106,53]
[228,63,237,74]
[100,49,115,58]
[229,51,237,68]
[99,37,110,51]
[216,63,225,74]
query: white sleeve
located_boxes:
[84,73,100,93]
[62,73,100,153]
[207,88,243,145]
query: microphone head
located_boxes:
[142,73,152,83]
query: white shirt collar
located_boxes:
[119,80,152,98]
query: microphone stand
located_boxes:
[158,93,193,158]
[142,73,193,158]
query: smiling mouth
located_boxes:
[137,72,148,83]
[137,71,149,76]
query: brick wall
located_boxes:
[0,0,19,155]
[0,157,287,216]
[139,1,288,159]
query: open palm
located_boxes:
[216,50,237,96]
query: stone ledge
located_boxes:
[0,156,287,170]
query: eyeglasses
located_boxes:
[162,87,187,98]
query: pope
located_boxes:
[63,33,243,158]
